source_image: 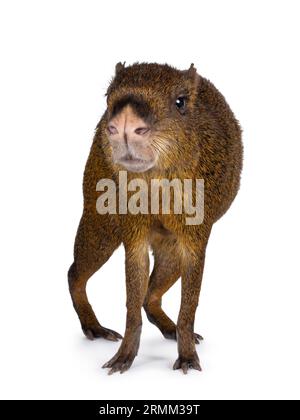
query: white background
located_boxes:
[0,0,300,400]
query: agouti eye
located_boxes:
[175,97,186,114]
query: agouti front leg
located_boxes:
[102,238,149,374]
[144,237,203,343]
[68,212,122,341]
[173,232,210,374]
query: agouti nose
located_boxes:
[107,124,149,136]
[107,105,150,142]
[134,127,150,135]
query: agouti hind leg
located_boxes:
[68,213,122,341]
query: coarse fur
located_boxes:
[68,62,243,374]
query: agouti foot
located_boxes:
[193,333,203,344]
[83,325,122,342]
[173,353,202,374]
[163,330,203,344]
[102,352,136,375]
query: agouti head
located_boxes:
[105,62,201,173]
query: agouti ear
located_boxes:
[183,63,200,87]
[186,63,197,78]
[115,61,126,75]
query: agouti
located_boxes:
[68,62,243,374]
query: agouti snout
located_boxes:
[107,104,155,173]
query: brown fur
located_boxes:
[68,62,243,374]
